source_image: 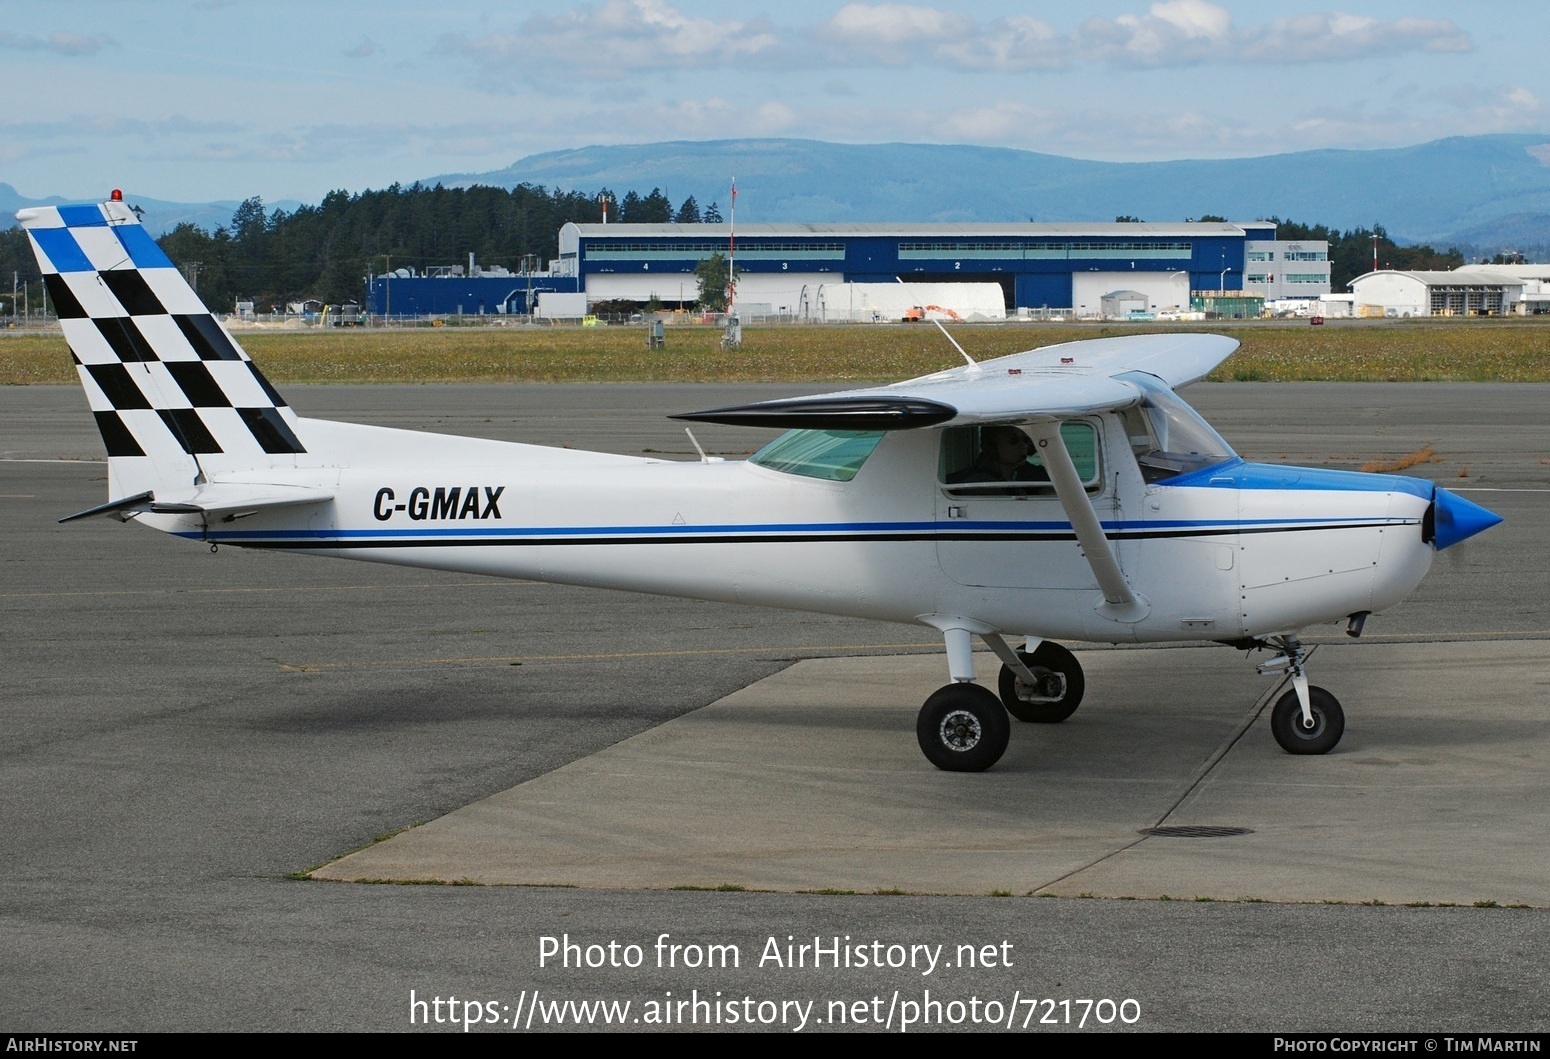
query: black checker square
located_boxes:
[92,411,146,458]
[247,362,289,408]
[166,361,233,408]
[156,408,224,455]
[100,269,167,317]
[174,314,244,361]
[85,363,154,410]
[95,317,158,363]
[44,274,87,320]
[238,408,307,454]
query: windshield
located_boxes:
[1117,371,1236,482]
[748,429,886,481]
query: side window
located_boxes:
[939,422,1101,496]
[749,429,885,482]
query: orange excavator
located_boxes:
[902,304,964,323]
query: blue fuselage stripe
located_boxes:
[177,514,1417,546]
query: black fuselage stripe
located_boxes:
[227,520,1413,550]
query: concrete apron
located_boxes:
[315,641,1548,907]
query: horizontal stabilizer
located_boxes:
[60,483,334,525]
[148,483,335,522]
[59,491,155,523]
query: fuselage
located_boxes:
[145,408,1441,645]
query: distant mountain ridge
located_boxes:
[8,133,1550,255]
[430,134,1550,255]
[0,183,300,237]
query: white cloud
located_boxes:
[0,30,114,56]
[440,0,778,82]
[1077,2,1470,67]
[817,5,1062,71]
[1152,0,1233,40]
[823,3,973,49]
[821,2,1466,74]
[936,15,1066,72]
[430,2,1474,84]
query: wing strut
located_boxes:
[1025,422,1149,623]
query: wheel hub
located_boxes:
[1014,669,1066,704]
[939,709,982,751]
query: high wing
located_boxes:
[673,333,1239,429]
[679,331,1238,626]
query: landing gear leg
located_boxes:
[1257,634,1345,755]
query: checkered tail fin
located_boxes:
[18,196,309,502]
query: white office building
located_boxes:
[1242,239,1332,301]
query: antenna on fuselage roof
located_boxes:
[684,427,723,463]
[895,278,974,367]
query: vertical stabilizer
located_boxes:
[17,195,308,503]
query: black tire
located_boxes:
[1270,686,1344,755]
[916,684,1011,772]
[998,641,1085,723]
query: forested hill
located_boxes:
[1,183,1458,315]
[154,183,619,312]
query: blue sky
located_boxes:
[3,0,1545,204]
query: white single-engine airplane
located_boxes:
[22,194,1503,771]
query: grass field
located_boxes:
[3,319,1549,385]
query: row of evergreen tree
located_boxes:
[0,181,1461,316]
[0,182,724,315]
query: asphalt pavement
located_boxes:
[2,380,1546,1033]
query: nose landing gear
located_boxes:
[1256,634,1345,755]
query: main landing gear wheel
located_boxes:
[917,684,1010,772]
[1270,686,1345,755]
[998,641,1085,723]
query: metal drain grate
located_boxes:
[1139,825,1255,838]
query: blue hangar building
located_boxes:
[366,220,1280,317]
[563,220,1273,315]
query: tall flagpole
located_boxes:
[723,177,741,348]
[727,177,737,317]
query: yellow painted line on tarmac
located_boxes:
[271,633,1549,672]
[0,580,544,599]
[1300,631,1550,642]
[275,642,945,672]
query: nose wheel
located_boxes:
[1270,686,1344,754]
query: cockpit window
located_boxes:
[1117,371,1237,482]
[748,429,886,481]
[939,421,1100,497]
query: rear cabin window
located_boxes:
[749,429,886,482]
[939,421,1101,496]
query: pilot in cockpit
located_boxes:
[946,425,1053,484]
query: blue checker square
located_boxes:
[30,228,95,273]
[56,205,109,228]
[113,224,176,270]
